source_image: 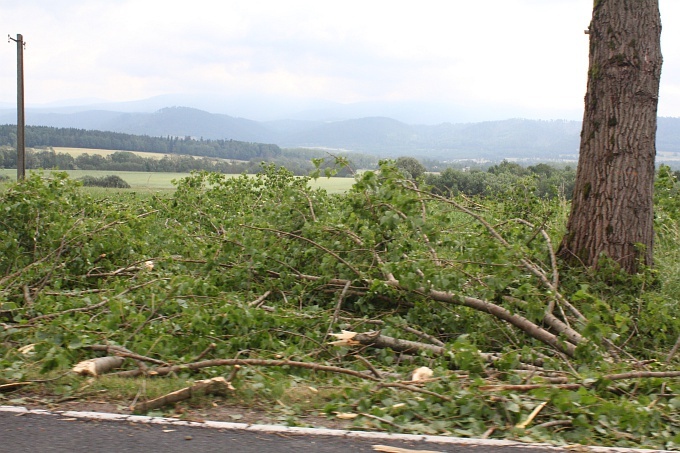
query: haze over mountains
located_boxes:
[1,96,679,162]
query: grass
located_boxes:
[0,168,356,193]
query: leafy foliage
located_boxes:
[79,175,131,188]
[0,166,679,449]
[425,160,576,200]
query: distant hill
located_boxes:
[0,124,281,161]
[2,105,680,161]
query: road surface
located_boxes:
[0,406,670,453]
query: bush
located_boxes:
[79,175,131,188]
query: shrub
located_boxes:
[79,175,131,188]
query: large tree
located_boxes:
[558,0,663,273]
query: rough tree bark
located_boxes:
[558,0,663,273]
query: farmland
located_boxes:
[0,168,356,193]
[53,147,175,160]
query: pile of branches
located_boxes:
[1,167,679,448]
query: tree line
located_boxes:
[0,125,281,160]
[423,160,576,200]
[0,146,368,177]
[0,147,255,174]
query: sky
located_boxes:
[1,0,680,122]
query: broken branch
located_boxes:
[110,358,382,381]
[132,376,233,413]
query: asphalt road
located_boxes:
[0,410,547,453]
[0,407,669,453]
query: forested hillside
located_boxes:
[5,106,680,160]
[0,124,281,160]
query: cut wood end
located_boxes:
[196,376,227,385]
[329,330,360,346]
[72,356,124,377]
[17,344,35,355]
[411,366,433,382]
[334,412,359,420]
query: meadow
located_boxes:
[0,168,356,193]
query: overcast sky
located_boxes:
[2,0,680,122]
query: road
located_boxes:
[0,406,670,453]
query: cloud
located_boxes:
[1,0,679,119]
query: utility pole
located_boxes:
[9,34,25,180]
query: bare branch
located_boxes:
[378,382,452,402]
[110,358,382,381]
[85,345,169,366]
[323,280,352,342]
[132,377,233,413]
[248,290,272,307]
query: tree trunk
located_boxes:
[558,0,662,273]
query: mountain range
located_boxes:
[1,98,679,162]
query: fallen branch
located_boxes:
[354,354,384,379]
[26,280,164,325]
[72,356,125,377]
[406,187,590,324]
[399,325,445,347]
[666,333,680,364]
[479,370,680,392]
[330,330,553,368]
[377,382,452,402]
[394,283,577,357]
[132,376,233,413]
[331,330,445,356]
[533,419,573,429]
[245,225,362,278]
[515,401,548,429]
[603,370,680,380]
[268,271,578,356]
[0,382,33,393]
[27,299,109,323]
[110,358,383,381]
[192,343,217,362]
[479,383,581,392]
[86,344,169,367]
[248,290,272,307]
[360,412,402,429]
[323,280,352,343]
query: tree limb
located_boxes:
[110,358,383,381]
[132,377,233,413]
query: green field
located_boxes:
[0,168,356,193]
